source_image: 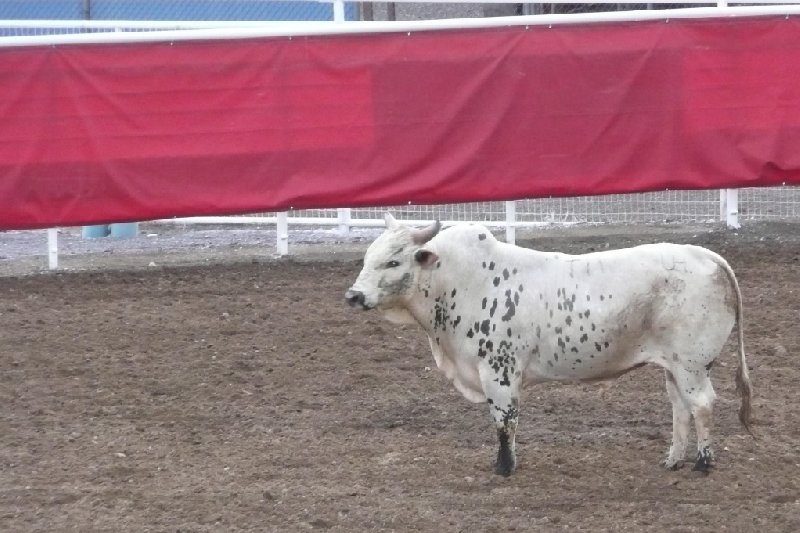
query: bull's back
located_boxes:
[521,243,736,381]
[429,234,735,382]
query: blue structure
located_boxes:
[0,0,357,22]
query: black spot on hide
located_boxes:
[501,292,516,321]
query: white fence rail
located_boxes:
[159,186,799,255]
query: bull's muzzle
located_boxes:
[345,289,369,309]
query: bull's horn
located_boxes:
[384,212,399,230]
[411,220,441,244]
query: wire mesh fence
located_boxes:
[0,0,357,23]
[740,186,800,220]
[282,187,798,227]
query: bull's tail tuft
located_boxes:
[735,355,753,436]
[719,257,754,438]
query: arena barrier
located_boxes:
[1,4,800,264]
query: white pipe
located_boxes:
[157,216,280,224]
[337,208,352,235]
[719,189,727,222]
[156,216,563,229]
[505,201,516,245]
[3,6,800,47]
[332,0,346,23]
[276,212,289,256]
[725,189,740,229]
[47,228,58,269]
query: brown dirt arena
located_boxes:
[1,223,798,532]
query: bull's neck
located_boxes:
[404,269,443,334]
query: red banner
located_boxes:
[2,16,800,230]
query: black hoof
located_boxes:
[692,448,714,473]
[494,446,516,477]
[494,459,515,477]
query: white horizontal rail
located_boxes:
[159,216,566,229]
[3,6,800,47]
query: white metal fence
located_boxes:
[233,186,792,225]
[162,185,799,256]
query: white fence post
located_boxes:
[332,0,345,23]
[337,208,351,236]
[505,201,516,244]
[276,212,289,256]
[724,188,740,229]
[47,228,58,269]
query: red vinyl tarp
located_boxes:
[2,15,800,229]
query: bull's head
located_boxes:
[345,213,440,316]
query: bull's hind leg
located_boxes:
[480,368,520,477]
[671,366,717,473]
[664,370,691,470]
[690,380,717,472]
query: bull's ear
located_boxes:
[411,220,441,245]
[414,248,439,269]
[384,213,399,230]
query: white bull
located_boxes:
[346,214,752,476]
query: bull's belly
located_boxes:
[522,346,649,384]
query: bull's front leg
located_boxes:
[479,366,521,477]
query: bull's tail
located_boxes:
[717,257,754,437]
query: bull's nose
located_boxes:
[345,289,366,308]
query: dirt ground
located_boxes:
[1,223,798,532]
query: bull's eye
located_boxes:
[386,260,401,268]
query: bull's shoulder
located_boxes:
[434,223,498,248]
